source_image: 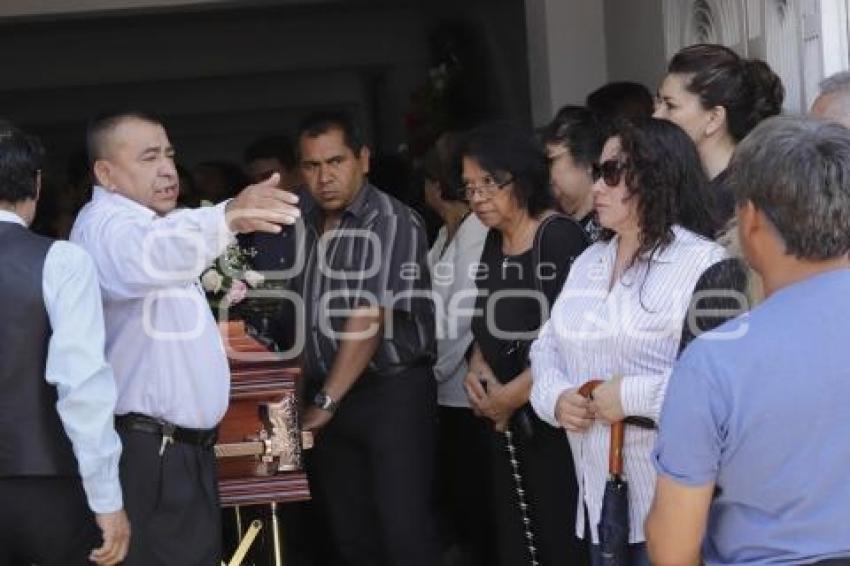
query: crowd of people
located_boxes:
[2,42,850,566]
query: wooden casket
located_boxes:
[216,321,311,507]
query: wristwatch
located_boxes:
[312,391,338,413]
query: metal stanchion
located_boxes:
[234,506,244,547]
[271,501,284,566]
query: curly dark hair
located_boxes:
[601,117,722,264]
[0,121,44,204]
[454,121,553,216]
[668,44,785,142]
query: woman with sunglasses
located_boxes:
[653,43,784,223]
[530,118,728,566]
[459,121,591,566]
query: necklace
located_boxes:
[501,218,537,266]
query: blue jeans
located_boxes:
[589,542,649,566]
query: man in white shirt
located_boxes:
[71,111,300,565]
[0,122,129,565]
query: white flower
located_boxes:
[201,269,224,293]
[244,270,265,288]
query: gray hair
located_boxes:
[819,71,850,95]
[727,115,850,260]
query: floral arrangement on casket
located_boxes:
[200,243,261,314]
[200,242,288,350]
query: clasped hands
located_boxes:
[464,369,523,433]
[555,375,625,432]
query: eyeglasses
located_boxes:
[591,158,628,187]
[462,175,513,200]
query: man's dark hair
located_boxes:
[0,121,45,204]
[86,110,164,165]
[455,121,553,216]
[243,135,296,171]
[421,147,461,202]
[541,105,612,168]
[296,110,365,155]
[586,81,654,121]
[194,161,250,201]
[728,116,850,260]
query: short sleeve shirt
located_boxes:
[654,269,850,565]
[296,183,435,385]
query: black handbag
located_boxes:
[504,213,587,441]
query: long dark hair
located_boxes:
[667,43,784,142]
[601,117,722,265]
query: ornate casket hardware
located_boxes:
[215,397,313,475]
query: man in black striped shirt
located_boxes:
[292,111,439,566]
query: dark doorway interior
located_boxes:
[0,0,531,236]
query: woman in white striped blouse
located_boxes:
[530,118,727,565]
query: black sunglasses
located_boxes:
[591,159,628,187]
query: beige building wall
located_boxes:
[525,0,669,126]
[525,0,609,126]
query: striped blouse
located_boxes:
[530,225,727,544]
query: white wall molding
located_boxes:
[663,0,746,57]
[661,0,845,112]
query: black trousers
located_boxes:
[436,405,493,566]
[484,409,589,566]
[118,428,221,566]
[0,476,100,566]
[307,368,440,566]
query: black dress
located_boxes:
[470,215,590,566]
[710,168,735,223]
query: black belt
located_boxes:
[367,355,434,379]
[115,413,218,449]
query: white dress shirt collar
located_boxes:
[0,209,27,227]
[92,185,158,220]
[602,225,703,266]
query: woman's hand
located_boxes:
[478,373,525,431]
[555,387,596,432]
[588,376,625,424]
[464,370,489,418]
[465,370,527,431]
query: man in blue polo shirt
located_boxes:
[646,116,850,566]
